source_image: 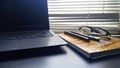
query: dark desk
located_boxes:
[0,45,120,68]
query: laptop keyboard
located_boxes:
[0,31,53,40]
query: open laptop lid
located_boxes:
[0,0,49,32]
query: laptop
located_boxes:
[0,0,67,52]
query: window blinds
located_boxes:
[48,0,120,36]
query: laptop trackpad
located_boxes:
[19,38,53,49]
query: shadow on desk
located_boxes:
[0,46,66,62]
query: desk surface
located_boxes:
[0,46,120,68]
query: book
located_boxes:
[58,33,120,59]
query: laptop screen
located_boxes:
[0,0,49,32]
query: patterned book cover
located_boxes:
[58,33,120,59]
